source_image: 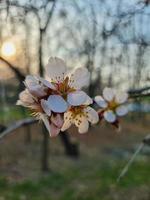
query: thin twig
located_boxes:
[0,118,37,139]
[117,134,150,182]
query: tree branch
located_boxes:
[0,118,37,139]
[0,56,25,82]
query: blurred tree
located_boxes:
[0,0,150,171]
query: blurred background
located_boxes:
[0,0,150,199]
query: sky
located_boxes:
[0,0,150,89]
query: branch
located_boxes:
[0,118,37,139]
[128,86,150,99]
[0,56,25,82]
[42,0,57,31]
[129,93,150,99]
[128,86,150,94]
[117,134,150,182]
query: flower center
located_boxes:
[54,77,76,99]
[107,100,118,111]
[70,106,86,118]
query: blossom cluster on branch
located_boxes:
[17,57,128,137]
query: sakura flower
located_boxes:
[44,57,90,110]
[61,102,99,134]
[17,57,92,137]
[95,87,128,124]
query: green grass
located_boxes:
[0,106,30,123]
[0,160,149,200]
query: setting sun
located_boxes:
[1,41,16,57]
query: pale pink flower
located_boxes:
[17,57,92,136]
[41,57,91,113]
[95,87,128,124]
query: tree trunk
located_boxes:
[39,28,50,172]
[41,125,49,172]
[60,132,79,158]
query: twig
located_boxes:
[129,93,150,99]
[0,118,37,139]
[117,134,150,182]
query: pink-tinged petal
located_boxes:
[41,99,51,116]
[40,114,60,137]
[103,110,116,123]
[69,67,90,89]
[25,75,46,97]
[45,57,67,82]
[47,95,68,113]
[94,95,108,108]
[61,111,73,131]
[84,106,99,124]
[115,92,128,104]
[49,123,60,137]
[103,87,115,102]
[67,91,87,106]
[51,114,64,128]
[116,105,128,116]
[17,89,36,107]
[29,88,46,97]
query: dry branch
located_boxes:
[0,118,37,139]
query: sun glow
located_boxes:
[1,41,16,57]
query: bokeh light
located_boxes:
[1,41,16,57]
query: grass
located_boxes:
[0,106,30,123]
[0,159,149,200]
[0,111,150,199]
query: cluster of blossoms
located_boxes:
[17,57,129,137]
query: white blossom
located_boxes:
[95,87,128,123]
[43,57,91,111]
[17,57,93,136]
[61,104,99,134]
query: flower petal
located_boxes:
[25,75,46,97]
[40,114,51,133]
[103,110,116,123]
[83,95,93,105]
[51,114,64,128]
[115,92,128,104]
[49,123,60,137]
[45,57,67,82]
[94,95,108,108]
[47,95,68,113]
[40,114,60,137]
[74,115,89,134]
[39,77,56,90]
[24,75,37,87]
[67,91,87,106]
[103,87,115,102]
[61,111,73,131]
[84,106,99,124]
[116,105,128,116]
[69,67,90,89]
[41,99,51,116]
[18,89,35,106]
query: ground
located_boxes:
[0,113,149,200]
